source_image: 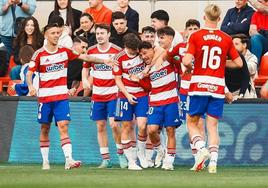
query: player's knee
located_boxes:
[166,127,175,137]
[148,126,158,135]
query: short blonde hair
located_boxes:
[204,4,221,22]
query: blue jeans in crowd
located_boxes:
[250,34,268,65]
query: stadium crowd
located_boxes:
[0,0,268,173]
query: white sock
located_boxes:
[163,148,176,165]
[191,135,205,150]
[209,145,219,166]
[190,142,198,162]
[40,147,49,162]
[145,147,154,161]
[100,147,110,160]
[137,140,146,155]
[62,143,73,162]
[122,140,134,163]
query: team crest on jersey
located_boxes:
[113,66,119,72]
[197,83,218,92]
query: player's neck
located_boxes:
[204,22,218,29]
[44,44,58,54]
[97,42,111,52]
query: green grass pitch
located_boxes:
[0,165,267,188]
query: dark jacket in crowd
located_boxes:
[221,4,254,36]
[110,28,139,48]
[225,53,250,95]
[74,29,97,47]
[125,6,139,32]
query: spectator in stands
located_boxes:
[48,0,82,37]
[232,34,258,98]
[10,16,43,80]
[67,36,88,94]
[74,13,96,47]
[221,0,254,36]
[0,0,36,70]
[84,0,112,25]
[0,42,7,76]
[110,11,138,48]
[150,9,183,47]
[140,26,156,47]
[225,53,250,100]
[9,45,37,96]
[248,0,268,14]
[115,0,139,32]
[249,0,268,64]
[48,15,73,48]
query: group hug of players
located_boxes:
[27,4,243,173]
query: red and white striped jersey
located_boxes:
[148,60,179,106]
[186,28,240,98]
[83,43,121,102]
[29,46,79,103]
[169,42,191,95]
[113,49,147,98]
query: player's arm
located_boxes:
[81,67,91,89]
[226,57,243,68]
[26,70,36,96]
[78,54,117,67]
[114,75,137,104]
[182,53,193,72]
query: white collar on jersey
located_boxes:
[97,43,112,53]
[44,45,59,54]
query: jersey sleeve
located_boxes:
[138,76,152,92]
[112,55,123,76]
[28,51,40,72]
[65,48,80,62]
[186,33,196,56]
[228,40,240,60]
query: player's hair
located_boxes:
[73,36,88,44]
[232,34,249,49]
[157,26,175,37]
[123,33,141,50]
[150,10,169,25]
[139,41,153,50]
[142,26,156,34]
[48,15,64,27]
[185,19,200,29]
[112,11,126,22]
[204,4,221,22]
[43,23,60,33]
[19,45,35,65]
[95,23,110,33]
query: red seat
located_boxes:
[254,55,268,87]
[0,56,16,93]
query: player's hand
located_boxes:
[129,74,140,82]
[68,88,77,96]
[126,93,138,105]
[225,92,233,104]
[28,86,37,96]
